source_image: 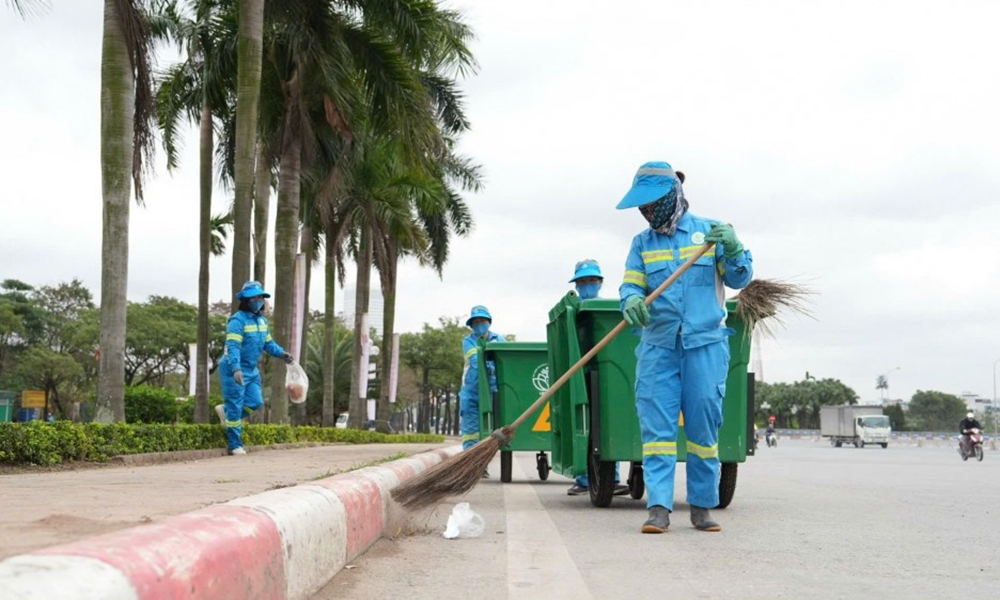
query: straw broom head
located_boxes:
[391,426,514,510]
[735,278,815,338]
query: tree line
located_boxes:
[9,0,481,429]
[755,376,993,432]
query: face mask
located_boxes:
[576,282,601,300]
[639,190,678,231]
[472,322,490,338]
[249,299,265,313]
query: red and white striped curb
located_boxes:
[0,445,460,600]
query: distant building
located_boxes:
[959,391,992,415]
[340,287,385,338]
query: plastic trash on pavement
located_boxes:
[442,502,485,539]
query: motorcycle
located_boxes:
[766,431,777,448]
[958,428,984,462]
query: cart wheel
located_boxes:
[715,463,738,509]
[500,451,512,483]
[587,449,616,508]
[536,452,550,481]
[627,462,644,500]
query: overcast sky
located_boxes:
[3,0,1000,404]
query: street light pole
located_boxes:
[992,359,999,451]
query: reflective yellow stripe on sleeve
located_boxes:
[464,348,477,360]
[623,270,647,287]
[686,441,719,459]
[226,333,243,342]
[265,334,273,342]
[642,441,677,456]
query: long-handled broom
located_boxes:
[391,243,717,510]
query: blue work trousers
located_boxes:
[635,336,729,511]
[459,394,480,450]
[219,365,264,451]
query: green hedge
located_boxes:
[0,422,445,466]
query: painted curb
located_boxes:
[0,445,461,600]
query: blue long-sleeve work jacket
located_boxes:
[221,310,286,375]
[619,212,753,349]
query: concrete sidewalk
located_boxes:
[0,441,461,599]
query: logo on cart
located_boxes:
[531,363,549,393]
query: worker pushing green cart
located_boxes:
[478,341,554,482]
[546,293,755,508]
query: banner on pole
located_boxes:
[357,313,370,400]
[289,253,307,361]
[188,343,198,397]
[388,333,400,403]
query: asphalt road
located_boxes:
[318,439,1000,599]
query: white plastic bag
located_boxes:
[442,502,485,539]
[285,361,309,405]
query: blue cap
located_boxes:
[466,305,492,327]
[569,259,603,283]
[235,280,271,300]
[616,161,680,209]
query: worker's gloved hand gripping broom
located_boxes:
[391,244,716,510]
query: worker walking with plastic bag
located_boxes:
[459,305,506,466]
[617,163,753,533]
[217,281,294,455]
[565,260,628,497]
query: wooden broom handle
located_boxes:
[508,243,716,431]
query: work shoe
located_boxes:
[482,469,490,479]
[215,404,227,426]
[641,505,671,534]
[690,506,722,532]
[612,483,629,496]
[567,484,588,496]
[230,447,247,456]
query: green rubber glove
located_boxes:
[705,223,744,258]
[623,295,651,327]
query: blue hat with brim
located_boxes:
[616,161,680,209]
[569,259,604,283]
[235,280,271,300]
[465,305,492,327]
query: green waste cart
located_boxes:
[478,341,553,482]
[547,293,755,507]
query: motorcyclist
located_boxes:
[959,411,982,450]
[765,423,776,446]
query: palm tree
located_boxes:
[5,0,47,17]
[155,0,237,422]
[262,0,454,426]
[96,0,156,423]
[230,0,265,300]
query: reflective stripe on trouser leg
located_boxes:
[634,340,682,510]
[459,394,480,450]
[220,368,246,451]
[680,339,729,509]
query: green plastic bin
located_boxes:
[478,341,553,482]
[547,293,754,507]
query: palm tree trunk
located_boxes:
[253,140,270,286]
[231,0,265,300]
[194,103,213,423]
[376,246,397,432]
[322,225,337,427]
[349,229,372,429]
[268,70,303,425]
[96,0,133,423]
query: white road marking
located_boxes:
[505,458,592,599]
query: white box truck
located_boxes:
[820,405,891,448]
